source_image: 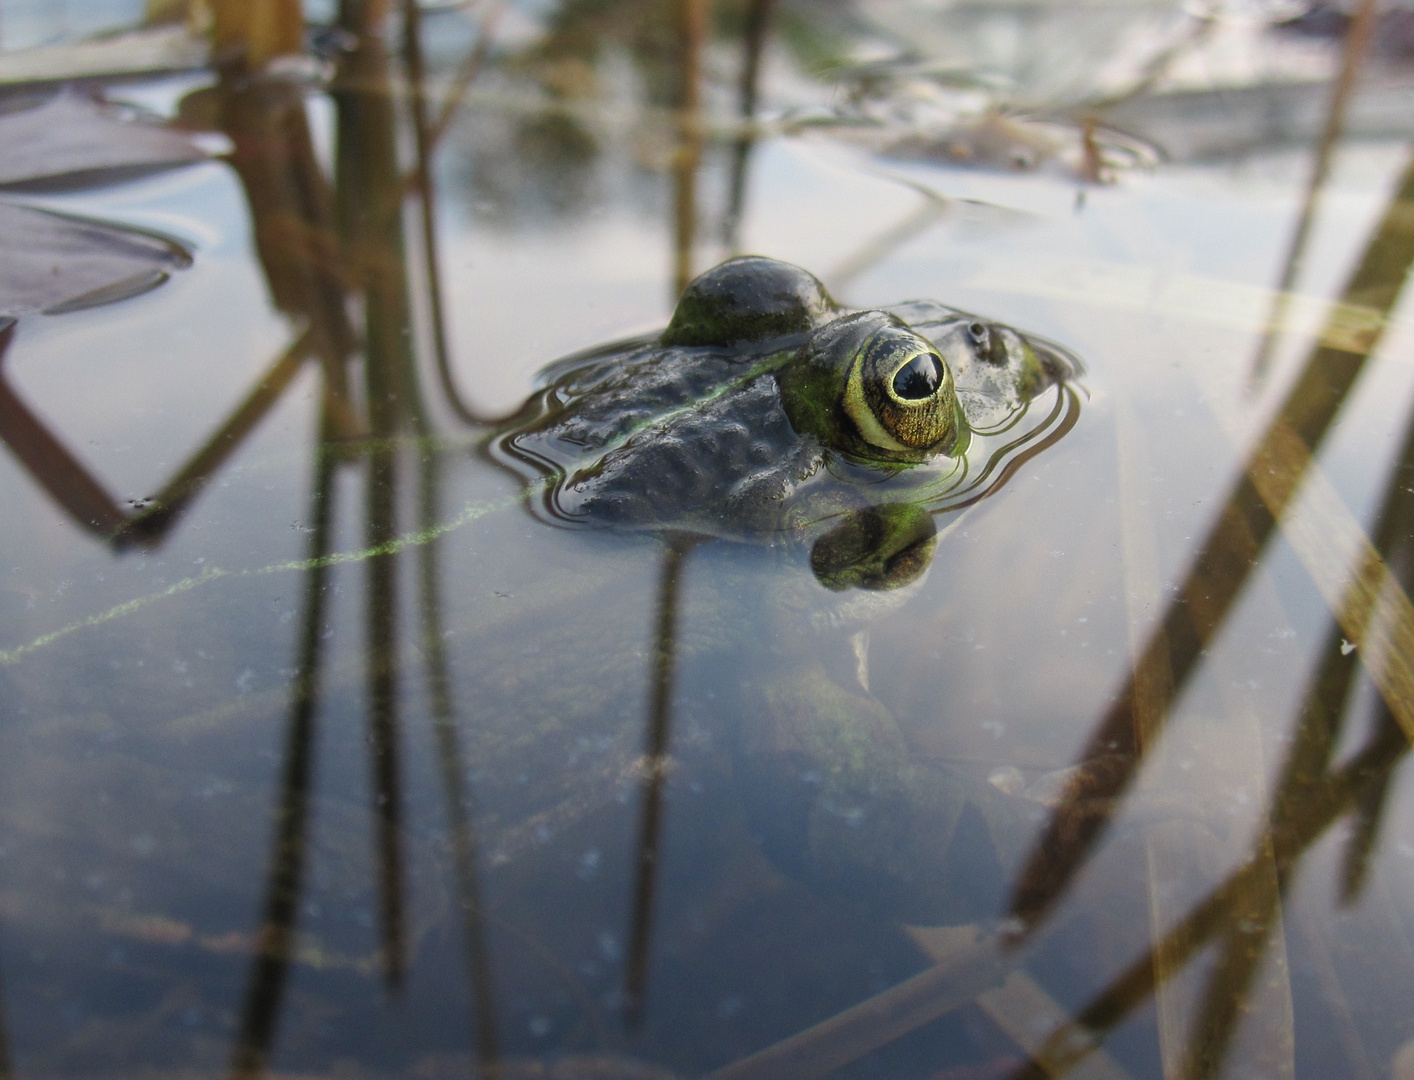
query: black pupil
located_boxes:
[892,353,944,400]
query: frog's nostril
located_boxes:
[892,353,944,400]
[968,322,987,340]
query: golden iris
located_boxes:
[844,325,958,455]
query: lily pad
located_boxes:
[0,90,208,191]
[0,203,192,323]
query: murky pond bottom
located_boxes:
[3,10,1414,1079]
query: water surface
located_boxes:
[2,3,1414,1078]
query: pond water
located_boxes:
[3,2,1414,1078]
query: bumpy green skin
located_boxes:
[490,257,1082,924]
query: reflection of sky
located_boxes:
[4,27,1414,1070]
[0,0,144,51]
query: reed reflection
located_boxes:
[623,535,694,1028]
[1012,696,1408,1080]
[672,0,707,297]
[0,322,130,537]
[419,447,502,1076]
[1248,0,1380,390]
[1009,146,1414,938]
[0,57,357,550]
[334,3,421,991]
[189,41,359,1076]
[16,2,1408,1076]
[722,0,773,252]
[1164,385,1414,1079]
[619,0,711,1023]
[0,313,324,549]
[216,4,519,1063]
[230,406,338,1080]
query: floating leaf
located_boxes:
[0,90,208,191]
[0,203,192,321]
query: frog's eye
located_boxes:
[844,325,960,455]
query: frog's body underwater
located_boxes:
[491,256,1083,925]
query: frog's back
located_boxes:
[496,258,840,536]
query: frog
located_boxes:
[487,255,1084,927]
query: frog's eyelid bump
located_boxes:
[661,255,837,346]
